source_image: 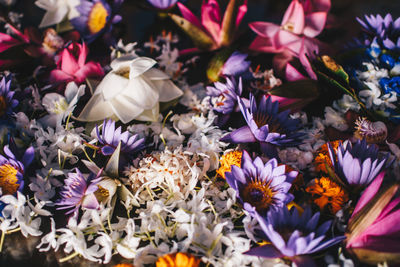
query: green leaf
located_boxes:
[168,13,216,51]
[206,48,234,82]
[105,142,121,178]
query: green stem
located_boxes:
[0,231,5,253]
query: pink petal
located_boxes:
[298,38,318,79]
[7,24,29,43]
[177,3,203,30]
[269,95,299,108]
[74,62,104,84]
[281,0,305,35]
[302,0,331,14]
[201,0,222,42]
[60,48,79,75]
[303,12,328,37]
[78,42,88,67]
[0,33,23,53]
[249,21,280,38]
[49,69,74,83]
[352,171,385,217]
[249,36,282,53]
[236,0,248,27]
[286,63,307,81]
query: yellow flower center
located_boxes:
[0,96,7,117]
[216,151,242,179]
[156,252,201,267]
[306,177,348,214]
[0,164,20,195]
[282,22,295,32]
[94,185,110,202]
[240,178,275,212]
[88,2,108,34]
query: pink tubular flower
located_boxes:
[249,0,331,80]
[49,42,104,85]
[346,171,400,265]
[172,0,247,52]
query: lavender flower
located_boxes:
[221,51,251,77]
[225,150,296,214]
[0,75,18,119]
[246,206,345,265]
[56,169,101,214]
[328,139,389,187]
[147,0,179,9]
[206,77,243,115]
[221,94,304,157]
[96,119,145,156]
[357,14,400,50]
[70,0,123,44]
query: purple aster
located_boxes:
[56,168,101,215]
[147,0,179,9]
[357,14,400,50]
[206,77,243,115]
[96,119,145,156]
[246,206,345,265]
[225,150,296,215]
[328,139,389,187]
[221,51,251,77]
[0,145,34,196]
[0,75,18,119]
[70,0,123,44]
[221,94,304,158]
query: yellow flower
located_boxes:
[306,177,348,214]
[0,164,20,195]
[216,151,242,179]
[156,252,201,267]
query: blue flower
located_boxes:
[225,150,296,215]
[206,77,243,115]
[0,75,18,119]
[221,94,304,157]
[246,206,345,264]
[221,51,251,77]
[96,119,145,156]
[70,0,123,44]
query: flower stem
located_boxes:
[0,231,5,253]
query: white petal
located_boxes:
[153,80,183,102]
[123,76,159,109]
[129,57,157,79]
[77,94,115,122]
[109,95,144,123]
[144,68,171,80]
[39,8,68,28]
[100,73,130,101]
[135,104,159,122]
[110,55,136,70]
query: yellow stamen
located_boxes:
[88,2,108,34]
[156,252,201,267]
[240,178,276,212]
[0,164,20,195]
[113,264,135,267]
[306,177,349,214]
[216,151,242,179]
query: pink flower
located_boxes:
[171,0,247,52]
[49,42,104,85]
[346,171,400,264]
[249,0,330,80]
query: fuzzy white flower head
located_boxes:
[35,0,80,28]
[78,55,183,123]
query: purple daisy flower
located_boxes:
[328,139,389,187]
[246,206,345,265]
[206,77,243,115]
[70,0,123,44]
[225,150,296,215]
[221,51,251,77]
[0,75,18,119]
[221,94,304,157]
[147,0,179,10]
[357,14,400,50]
[0,145,34,196]
[96,119,145,156]
[56,168,101,215]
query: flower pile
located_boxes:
[0,0,399,266]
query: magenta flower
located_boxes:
[49,42,104,86]
[171,0,247,52]
[346,171,400,264]
[249,0,331,79]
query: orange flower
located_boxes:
[313,140,341,174]
[306,177,348,214]
[113,264,135,267]
[156,252,201,267]
[216,151,242,179]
